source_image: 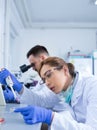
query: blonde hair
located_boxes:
[39,57,75,77]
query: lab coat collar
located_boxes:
[71,72,84,107]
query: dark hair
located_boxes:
[39,57,75,77]
[26,45,49,58]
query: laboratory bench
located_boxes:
[0,103,41,130]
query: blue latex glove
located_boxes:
[0,68,23,92]
[14,105,52,125]
[3,87,15,103]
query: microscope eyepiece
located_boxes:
[20,63,34,73]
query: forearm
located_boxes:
[50,111,95,130]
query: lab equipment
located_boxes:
[0,118,5,124]
[14,105,52,125]
[0,68,23,92]
[92,50,97,75]
[0,118,5,130]
[6,76,17,99]
[24,80,38,88]
[3,87,15,103]
[94,58,97,75]
[68,56,93,75]
[0,84,6,106]
[19,63,35,73]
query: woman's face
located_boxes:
[40,64,70,94]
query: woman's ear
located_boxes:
[63,65,69,76]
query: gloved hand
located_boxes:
[3,87,15,103]
[0,68,23,92]
[14,105,53,125]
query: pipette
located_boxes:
[6,76,17,99]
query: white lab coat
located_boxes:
[50,73,97,130]
[20,83,73,112]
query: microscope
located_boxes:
[19,63,35,73]
[19,63,38,88]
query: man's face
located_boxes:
[28,54,44,72]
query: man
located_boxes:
[0,45,68,108]
[20,45,62,105]
[0,45,73,129]
[26,45,49,72]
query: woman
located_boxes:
[14,57,97,129]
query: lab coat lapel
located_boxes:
[71,74,84,107]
